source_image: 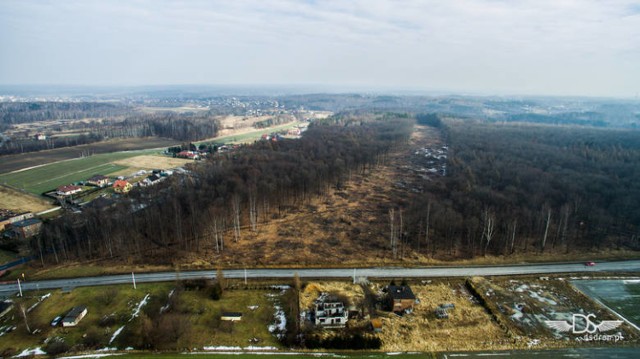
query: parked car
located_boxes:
[585,261,596,266]
[50,316,62,327]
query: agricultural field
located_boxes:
[0,137,179,174]
[200,121,305,145]
[110,155,192,177]
[99,353,434,359]
[0,151,193,196]
[0,282,287,356]
[0,153,132,195]
[108,352,434,359]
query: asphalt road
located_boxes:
[2,260,640,297]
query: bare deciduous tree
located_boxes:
[482,208,496,256]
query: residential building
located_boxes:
[57,185,82,196]
[113,180,132,194]
[0,212,34,231]
[176,150,200,159]
[315,295,348,327]
[387,285,416,313]
[86,175,109,187]
[6,218,43,239]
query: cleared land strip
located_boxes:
[2,260,639,296]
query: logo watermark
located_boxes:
[545,314,624,342]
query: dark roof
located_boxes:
[12,218,41,227]
[64,306,87,319]
[388,285,416,300]
[221,312,242,317]
[0,301,13,312]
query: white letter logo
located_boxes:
[545,314,623,334]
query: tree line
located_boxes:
[0,101,131,127]
[0,111,220,155]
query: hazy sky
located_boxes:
[1,0,639,97]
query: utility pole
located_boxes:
[132,272,137,290]
[244,268,247,285]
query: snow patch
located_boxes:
[245,346,278,350]
[268,304,286,338]
[130,293,150,321]
[203,346,242,350]
[15,347,46,357]
[27,293,51,313]
[58,354,123,359]
[528,291,557,305]
[109,325,125,345]
[514,284,528,293]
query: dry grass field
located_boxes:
[375,281,512,352]
[0,185,55,212]
[300,281,365,311]
[110,155,192,176]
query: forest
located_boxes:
[31,113,413,264]
[403,117,640,259]
[0,108,220,155]
[0,101,131,126]
[21,111,640,265]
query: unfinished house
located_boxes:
[314,294,348,328]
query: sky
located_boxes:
[1,0,639,97]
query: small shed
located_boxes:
[370,318,383,332]
[221,312,242,321]
[62,306,87,327]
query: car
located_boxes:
[50,316,62,327]
[585,261,596,267]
